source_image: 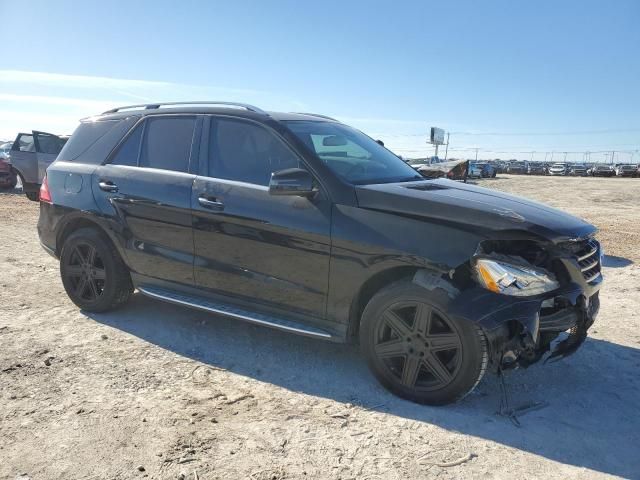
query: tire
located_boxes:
[25,191,39,201]
[360,279,487,405]
[60,227,133,312]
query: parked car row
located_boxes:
[494,160,639,177]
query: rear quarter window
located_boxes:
[58,120,121,161]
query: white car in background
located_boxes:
[615,164,637,177]
[0,142,12,160]
[548,163,567,176]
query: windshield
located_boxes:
[283,120,423,185]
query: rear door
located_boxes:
[192,116,332,319]
[33,131,67,182]
[92,115,201,285]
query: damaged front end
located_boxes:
[449,237,603,370]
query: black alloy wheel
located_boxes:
[60,228,133,312]
[373,301,462,392]
[360,280,487,405]
[63,242,106,303]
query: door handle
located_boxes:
[98,180,119,193]
[198,196,224,210]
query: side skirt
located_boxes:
[137,283,338,341]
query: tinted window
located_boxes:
[36,134,66,154]
[210,118,301,185]
[111,123,143,166]
[140,116,195,172]
[59,119,120,160]
[13,134,35,152]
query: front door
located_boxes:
[92,115,201,285]
[192,116,332,319]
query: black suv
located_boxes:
[38,102,602,405]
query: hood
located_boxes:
[355,179,596,243]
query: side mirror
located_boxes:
[269,168,316,197]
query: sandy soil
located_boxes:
[1,175,639,480]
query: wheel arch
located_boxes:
[56,215,124,262]
[347,266,471,342]
[11,165,25,183]
[347,266,431,340]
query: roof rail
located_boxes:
[102,101,267,115]
[291,112,339,122]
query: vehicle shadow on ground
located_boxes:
[602,254,634,268]
[0,187,23,196]
[90,294,640,478]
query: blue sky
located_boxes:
[1,0,638,162]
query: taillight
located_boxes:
[39,175,52,204]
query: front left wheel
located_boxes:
[360,280,488,405]
[60,228,133,312]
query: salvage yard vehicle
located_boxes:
[589,164,615,177]
[0,155,17,189]
[548,163,567,176]
[38,102,603,405]
[408,157,469,181]
[10,130,68,201]
[615,164,637,177]
[526,162,546,175]
[506,160,528,174]
[468,161,496,179]
[568,164,588,176]
[0,141,12,158]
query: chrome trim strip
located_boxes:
[584,271,602,283]
[138,287,333,339]
[580,258,599,272]
[578,247,598,261]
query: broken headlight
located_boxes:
[474,258,559,296]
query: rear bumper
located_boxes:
[40,240,58,259]
[37,202,59,256]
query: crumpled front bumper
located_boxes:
[448,273,602,369]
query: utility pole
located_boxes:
[610,151,615,164]
[544,152,549,163]
[563,152,568,162]
[475,148,479,161]
[550,151,555,162]
[444,132,450,160]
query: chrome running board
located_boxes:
[138,285,334,340]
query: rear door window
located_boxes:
[139,116,196,172]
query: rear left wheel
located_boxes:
[60,228,133,312]
[360,280,487,405]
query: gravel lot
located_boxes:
[1,174,639,480]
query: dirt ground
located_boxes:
[1,174,639,480]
